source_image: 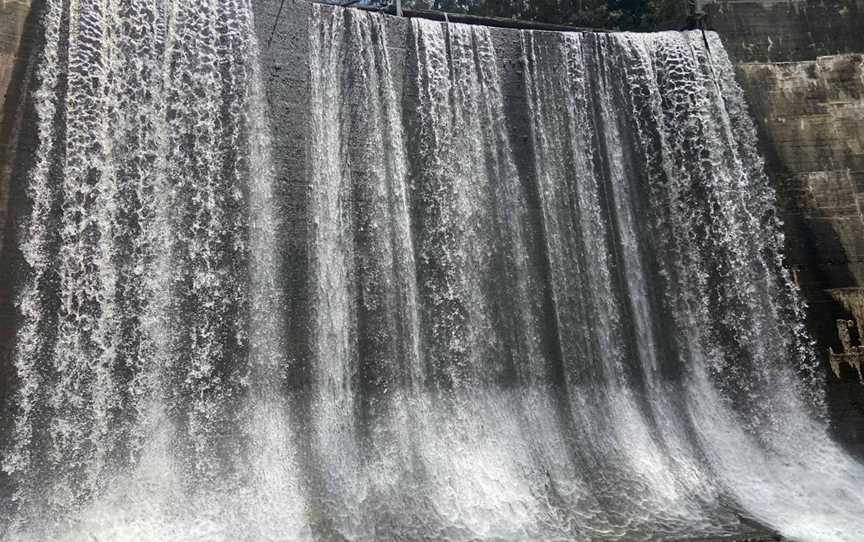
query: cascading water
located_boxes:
[2,1,305,540]
[3,2,864,541]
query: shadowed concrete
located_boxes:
[708,0,864,455]
[0,0,34,519]
[1,0,32,256]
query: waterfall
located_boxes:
[3,2,864,541]
[2,1,306,540]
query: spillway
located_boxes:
[2,2,864,541]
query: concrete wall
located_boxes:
[253,1,542,376]
[0,1,31,108]
[706,0,864,62]
[707,0,864,451]
[0,0,32,257]
[0,0,33,507]
[258,0,864,450]
[0,1,861,449]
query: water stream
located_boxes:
[2,3,864,541]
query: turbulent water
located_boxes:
[3,2,864,541]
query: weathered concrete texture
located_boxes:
[1,0,32,256]
[738,56,864,286]
[0,0,33,513]
[0,0,34,390]
[253,0,316,382]
[736,57,864,336]
[0,1,31,89]
[709,0,864,451]
[826,287,864,445]
[706,0,864,63]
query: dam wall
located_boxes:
[707,0,864,451]
[0,2,860,538]
[1,0,32,254]
[0,0,33,513]
[253,0,864,450]
[1,0,862,453]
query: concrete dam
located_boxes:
[0,0,863,540]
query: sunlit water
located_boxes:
[2,3,864,541]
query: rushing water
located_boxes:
[3,2,864,541]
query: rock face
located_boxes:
[707,0,864,452]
